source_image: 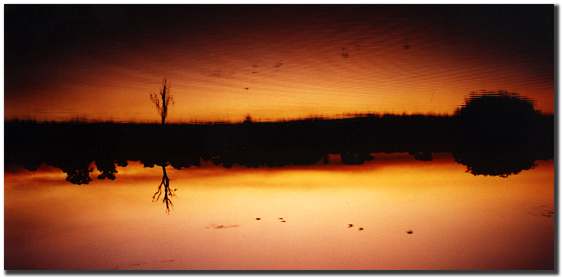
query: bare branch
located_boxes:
[153,165,175,214]
[149,78,173,126]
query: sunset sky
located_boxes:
[5,5,554,122]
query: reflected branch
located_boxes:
[152,165,174,213]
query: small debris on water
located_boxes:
[206,224,240,230]
[341,47,350,58]
[543,210,555,218]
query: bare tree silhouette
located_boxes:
[150,79,174,126]
[152,165,175,213]
[149,79,175,212]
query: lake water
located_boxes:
[5,153,554,270]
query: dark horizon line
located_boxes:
[5,110,555,125]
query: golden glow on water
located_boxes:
[5,154,554,269]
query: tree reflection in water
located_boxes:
[152,165,175,213]
[5,92,554,212]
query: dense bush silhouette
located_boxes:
[455,91,539,148]
[453,91,548,177]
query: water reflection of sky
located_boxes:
[5,154,554,270]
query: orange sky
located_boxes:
[5,5,554,122]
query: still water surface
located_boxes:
[5,153,554,270]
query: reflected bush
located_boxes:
[453,150,536,177]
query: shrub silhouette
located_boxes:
[453,91,541,177]
[455,90,539,148]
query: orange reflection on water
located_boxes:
[5,154,554,270]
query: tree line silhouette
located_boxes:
[6,91,553,184]
[5,89,554,212]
